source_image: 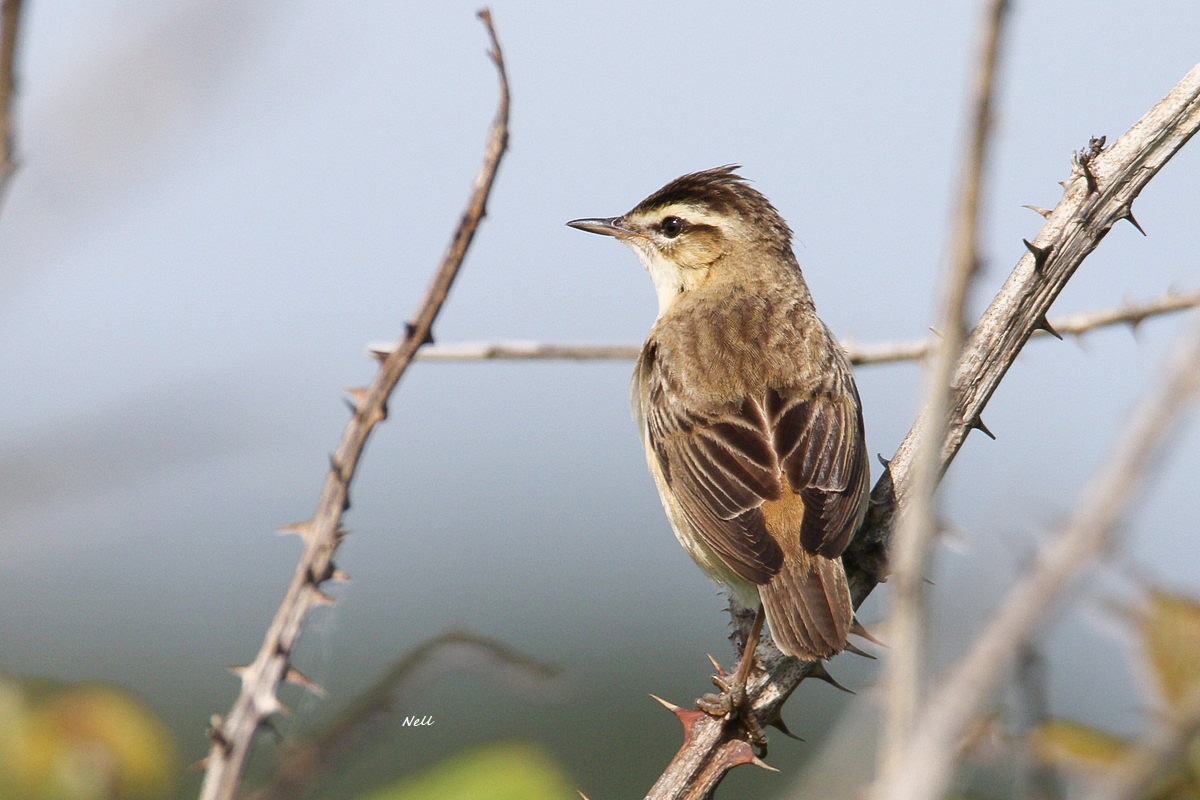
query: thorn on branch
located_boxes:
[328,455,346,484]
[1023,239,1054,273]
[851,618,887,647]
[1036,315,1063,340]
[970,415,997,440]
[308,561,332,585]
[807,662,856,693]
[763,710,804,741]
[284,666,327,698]
[207,715,231,752]
[1022,203,1051,218]
[405,322,435,346]
[843,641,876,661]
[343,386,369,416]
[278,521,312,540]
[1123,206,1148,236]
[650,693,683,714]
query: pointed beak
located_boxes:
[566,216,634,238]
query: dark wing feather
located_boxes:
[767,363,869,558]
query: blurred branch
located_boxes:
[645,59,1200,800]
[0,0,24,202]
[196,11,511,800]
[249,630,558,800]
[877,309,1200,800]
[880,0,1009,780]
[390,288,1200,365]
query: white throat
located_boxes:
[628,242,686,317]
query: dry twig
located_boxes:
[395,288,1200,365]
[645,60,1200,800]
[880,0,1010,779]
[196,11,510,800]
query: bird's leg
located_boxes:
[698,603,767,747]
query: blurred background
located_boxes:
[0,2,1197,798]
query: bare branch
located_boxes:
[645,60,1200,800]
[875,309,1200,800]
[391,288,1200,365]
[196,11,511,800]
[880,0,1010,779]
[0,0,24,202]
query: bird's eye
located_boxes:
[660,216,685,238]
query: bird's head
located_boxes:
[568,166,796,316]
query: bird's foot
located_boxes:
[697,657,768,752]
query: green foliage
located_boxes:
[355,740,574,800]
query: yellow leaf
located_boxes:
[1143,590,1200,706]
[1029,719,1129,771]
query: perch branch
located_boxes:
[196,11,510,800]
[645,60,1200,800]
[390,288,1200,365]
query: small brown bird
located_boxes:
[568,166,869,686]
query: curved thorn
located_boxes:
[851,618,888,647]
[649,693,683,713]
[843,641,876,661]
[971,415,997,440]
[808,661,857,692]
[1124,208,1147,236]
[766,712,805,741]
[1022,239,1054,273]
[1037,315,1063,340]
[751,754,780,772]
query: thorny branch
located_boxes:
[196,11,510,800]
[394,288,1200,364]
[644,60,1200,800]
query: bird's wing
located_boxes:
[767,358,869,558]
[641,347,785,584]
[642,345,868,585]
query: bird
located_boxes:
[567,166,869,713]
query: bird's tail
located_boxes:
[759,549,852,660]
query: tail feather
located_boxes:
[759,550,852,660]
